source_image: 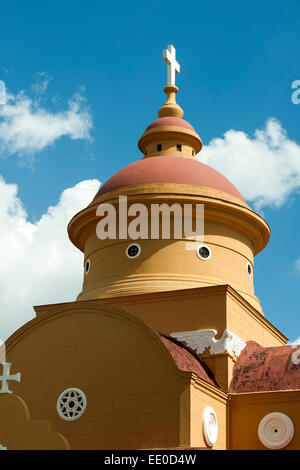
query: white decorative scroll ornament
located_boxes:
[163,44,180,86]
[0,444,7,450]
[202,406,218,447]
[0,363,21,394]
[258,412,294,449]
[170,329,246,357]
[57,388,87,421]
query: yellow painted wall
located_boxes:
[229,391,300,450]
[226,294,287,346]
[78,195,261,313]
[190,380,227,449]
[95,286,287,346]
[201,354,235,392]
[6,303,220,450]
[0,394,69,450]
[143,139,195,159]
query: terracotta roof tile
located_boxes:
[159,334,218,387]
[230,341,300,393]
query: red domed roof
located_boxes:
[146,116,195,132]
[94,156,245,202]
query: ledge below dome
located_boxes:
[76,273,264,314]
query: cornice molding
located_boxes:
[68,184,269,255]
[190,374,228,402]
[229,389,300,402]
[32,285,287,345]
[73,285,287,344]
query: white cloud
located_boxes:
[288,337,300,345]
[0,176,100,341]
[201,118,300,210]
[31,72,53,95]
[0,89,92,158]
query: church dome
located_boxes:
[68,50,270,312]
[94,156,245,203]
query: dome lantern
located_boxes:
[138,45,202,159]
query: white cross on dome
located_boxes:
[163,44,180,86]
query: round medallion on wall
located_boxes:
[202,406,218,447]
[56,388,87,421]
[258,412,294,449]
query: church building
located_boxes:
[1,45,300,450]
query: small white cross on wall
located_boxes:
[163,44,180,86]
[0,362,21,394]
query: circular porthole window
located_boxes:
[203,406,218,447]
[246,262,252,277]
[126,243,141,259]
[57,388,87,421]
[258,412,294,449]
[197,245,211,260]
[85,259,90,274]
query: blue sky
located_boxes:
[1,0,300,340]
